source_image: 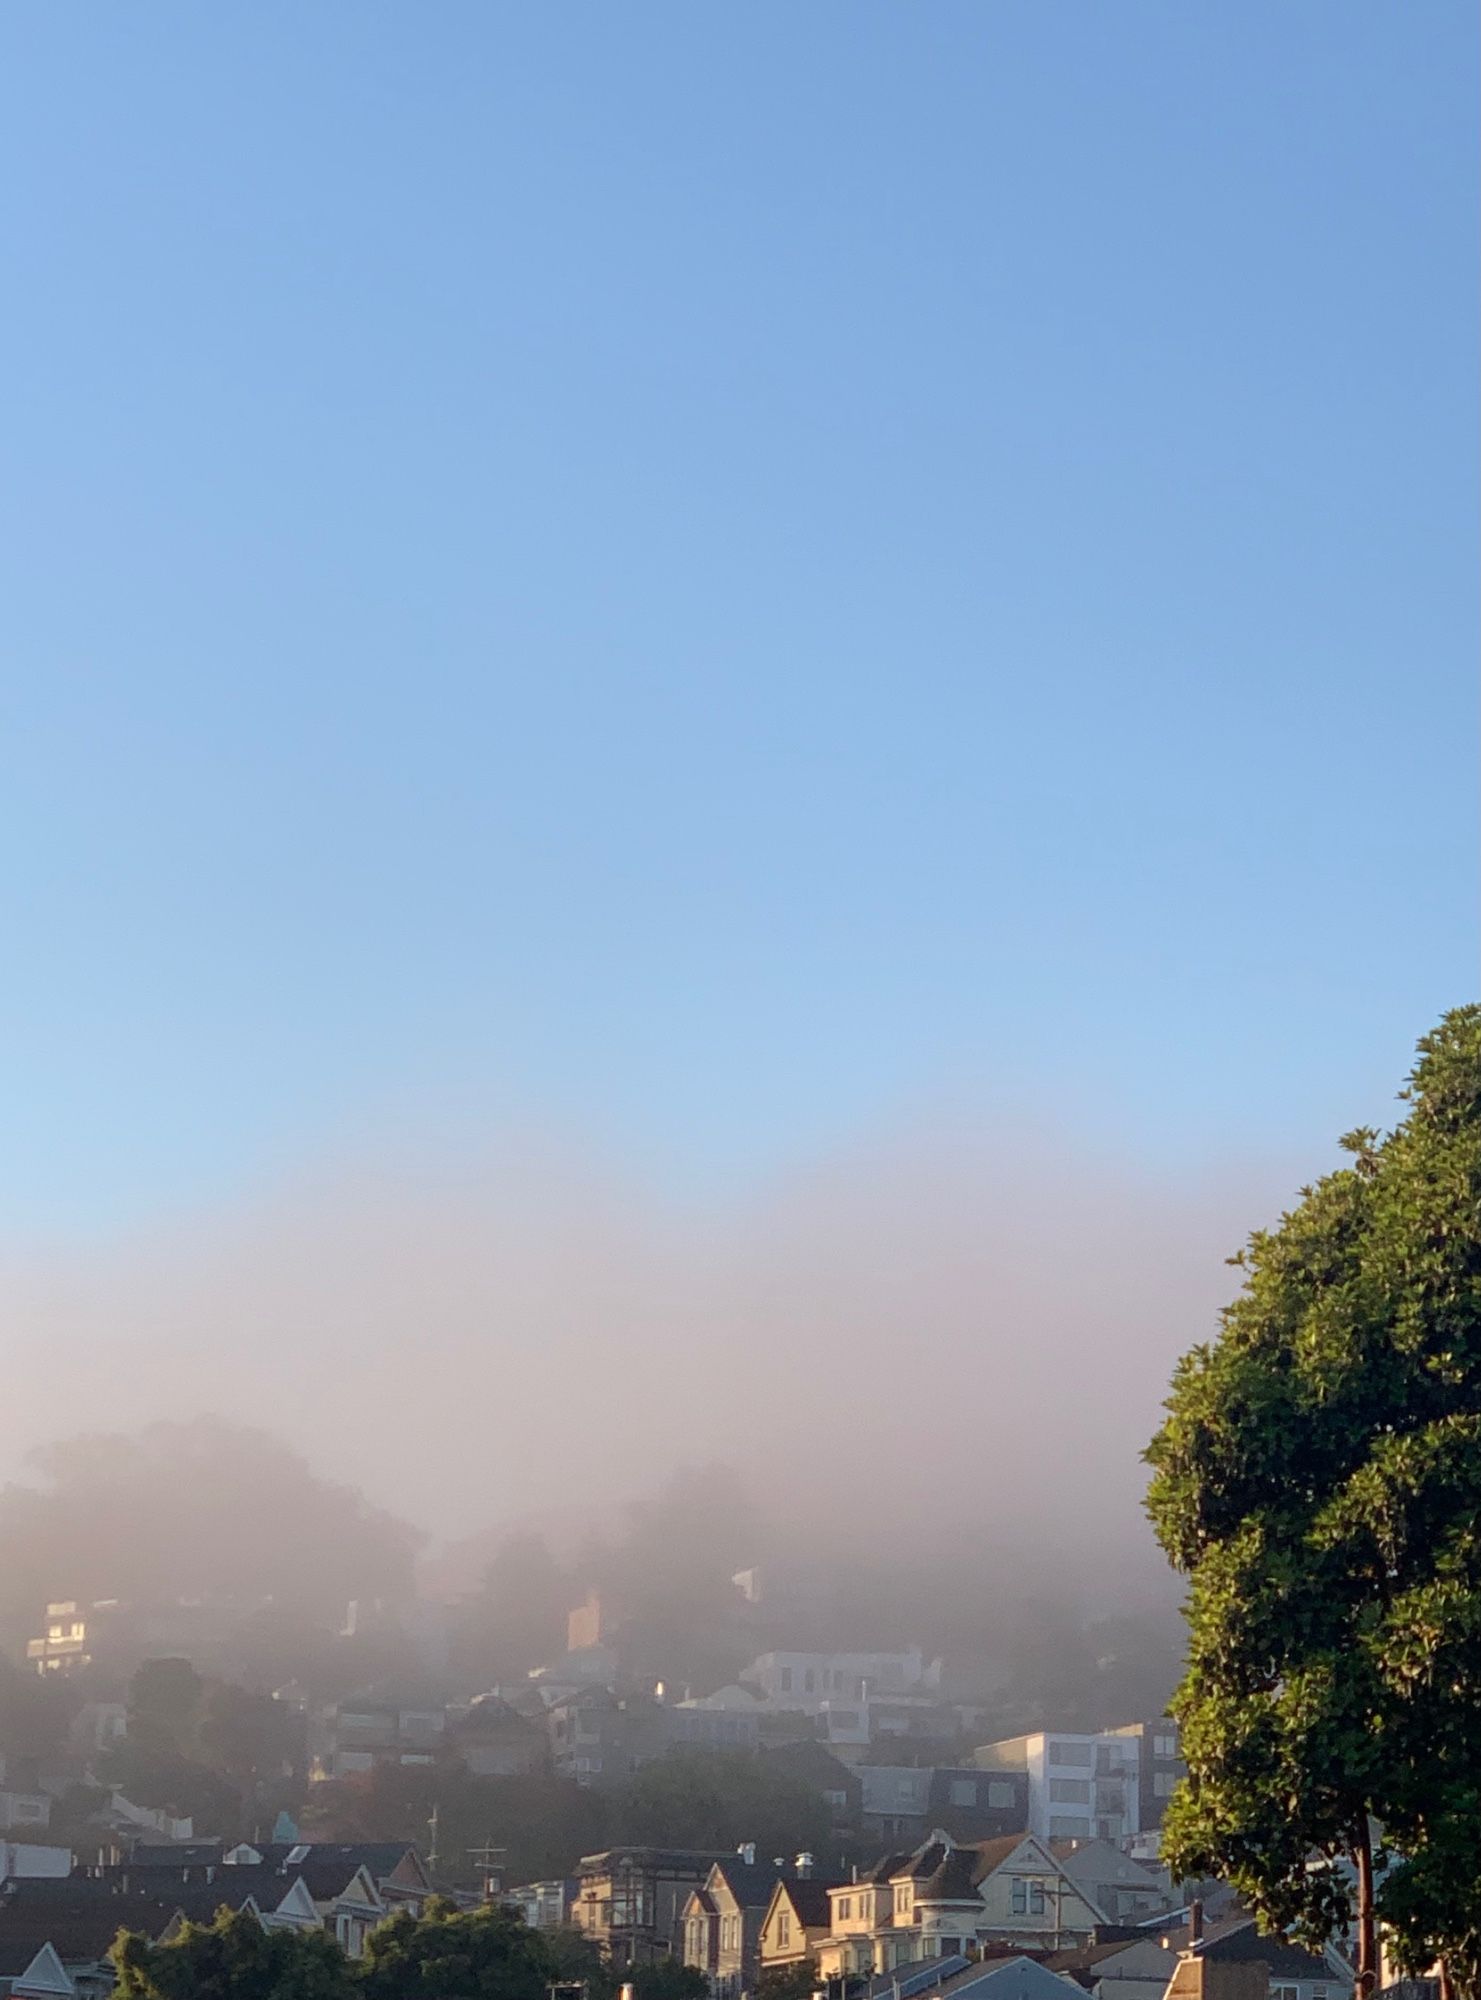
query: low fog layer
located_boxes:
[0,1107,1304,1609]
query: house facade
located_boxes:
[681,1857,791,1999]
[809,1832,1109,1980]
[973,1732,1143,1843]
[1047,1839,1171,1924]
[738,1651,939,1715]
[574,1848,733,1967]
[757,1877,837,1973]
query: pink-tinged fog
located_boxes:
[0,1107,1306,1592]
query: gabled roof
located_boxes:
[961,1833,1035,1882]
[684,1888,719,1918]
[1046,1936,1176,1976]
[917,1847,984,1904]
[848,1851,913,1888]
[863,1956,972,2000]
[0,1938,75,1996]
[765,1877,840,1931]
[254,1841,429,1889]
[163,1867,308,1923]
[1048,1840,1167,1892]
[707,1859,786,1911]
[938,1957,1085,2000]
[293,1860,385,1910]
[1195,1919,1339,1981]
[895,1839,950,1883]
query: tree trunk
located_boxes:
[1354,1819,1377,1997]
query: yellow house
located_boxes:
[758,1877,839,1973]
[811,1831,1112,1980]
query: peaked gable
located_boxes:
[10,1940,77,1997]
[263,1875,321,1927]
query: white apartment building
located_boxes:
[738,1649,939,1715]
[974,1730,1142,1843]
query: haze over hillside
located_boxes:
[0,1098,1311,1615]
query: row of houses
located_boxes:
[315,1672,1183,1854]
[547,1833,1348,2000]
[0,1839,434,1999]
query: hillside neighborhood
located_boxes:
[0,1578,1379,2000]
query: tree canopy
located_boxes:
[111,1906,358,2000]
[1146,1005,1481,1993]
[358,1897,561,2000]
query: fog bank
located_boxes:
[0,1108,1304,1599]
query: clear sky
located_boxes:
[2,2,1476,1235]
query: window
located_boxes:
[778,1912,791,1947]
[1050,1780,1090,1804]
[839,1898,852,1920]
[804,1670,816,1693]
[949,1779,977,1807]
[987,1782,1015,1808]
[1011,1880,1027,1915]
[1153,1770,1178,1797]
[779,1668,793,1693]
[1049,1740,1093,1767]
[895,1887,910,1914]
[1154,1734,1178,1758]
[1272,1987,1301,2000]
[1030,1883,1046,1916]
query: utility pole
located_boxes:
[469,1840,508,1902]
[427,1803,441,1874]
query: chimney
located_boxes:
[795,1853,814,1880]
[738,1843,756,1866]
[1188,1899,1204,1947]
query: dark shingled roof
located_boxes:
[898,1840,950,1882]
[0,1878,181,1967]
[855,1851,913,1886]
[779,1879,841,1929]
[710,1860,787,1911]
[1197,1921,1337,1981]
[255,1841,421,1876]
[964,1833,1033,1883]
[917,1848,983,1904]
[126,1842,226,1870]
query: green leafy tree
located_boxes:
[104,1659,301,1836]
[609,1751,831,1865]
[757,1959,820,2000]
[358,1897,558,2000]
[127,1658,205,1759]
[1146,1006,1481,1996]
[110,1906,357,2000]
[629,1962,709,2000]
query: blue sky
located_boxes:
[2,2,1476,1234]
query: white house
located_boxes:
[738,1650,940,1715]
[974,1732,1142,1842]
